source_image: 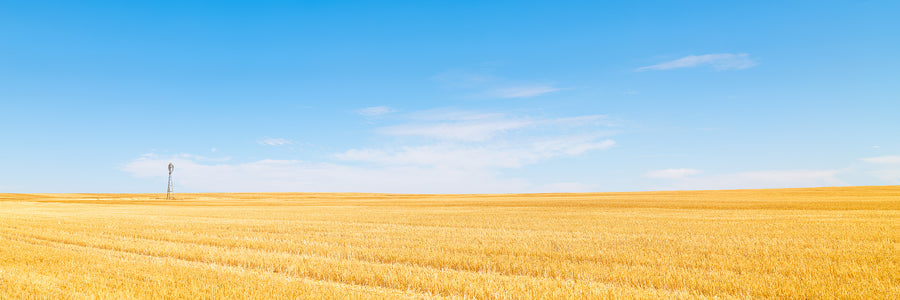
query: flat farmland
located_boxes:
[0,186,897,299]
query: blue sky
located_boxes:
[1,0,898,193]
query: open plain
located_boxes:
[0,186,897,299]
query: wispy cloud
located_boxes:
[124,153,532,193]
[545,115,612,127]
[485,85,563,98]
[343,110,616,172]
[644,168,701,179]
[529,182,599,193]
[125,109,616,193]
[373,110,612,142]
[532,135,615,156]
[134,153,231,163]
[643,155,900,190]
[867,169,900,184]
[637,53,757,71]
[407,108,505,121]
[861,155,900,164]
[356,106,397,116]
[337,137,614,170]
[433,69,565,99]
[257,137,294,146]
[377,119,532,141]
[651,169,843,190]
[859,155,900,184]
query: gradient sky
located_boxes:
[1,1,898,193]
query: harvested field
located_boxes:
[0,186,898,299]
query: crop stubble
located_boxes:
[0,186,897,299]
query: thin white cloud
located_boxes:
[134,153,231,163]
[529,182,599,193]
[644,168,701,179]
[126,134,613,193]
[861,155,900,164]
[637,53,757,71]
[124,153,531,193]
[126,109,616,193]
[858,155,900,184]
[362,111,616,169]
[531,135,615,156]
[486,85,562,98]
[340,110,616,179]
[867,169,900,184]
[257,137,293,146]
[336,137,615,170]
[407,108,505,121]
[356,106,397,116]
[336,145,528,169]
[544,115,611,127]
[377,119,532,141]
[433,69,565,99]
[660,169,843,190]
[373,111,612,142]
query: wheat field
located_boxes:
[0,186,897,299]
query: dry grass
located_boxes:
[0,186,897,299]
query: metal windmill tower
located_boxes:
[166,162,175,200]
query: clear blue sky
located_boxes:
[2,0,898,193]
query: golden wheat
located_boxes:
[0,186,897,299]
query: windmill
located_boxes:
[166,162,175,200]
